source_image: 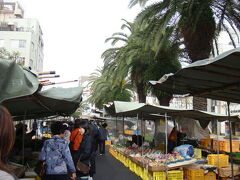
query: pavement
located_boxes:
[94,147,141,180]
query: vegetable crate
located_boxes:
[151,170,183,180]
[105,140,111,146]
[200,139,212,150]
[207,154,229,167]
[194,148,202,159]
[167,170,184,180]
[186,169,204,180]
[152,171,166,180]
[213,140,240,153]
[204,172,216,180]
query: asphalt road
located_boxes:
[94,147,141,180]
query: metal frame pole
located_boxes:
[217,119,220,180]
[141,116,144,156]
[22,111,27,165]
[137,114,139,146]
[122,116,125,135]
[115,116,117,138]
[165,113,168,154]
[227,102,234,180]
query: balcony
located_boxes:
[0,22,33,32]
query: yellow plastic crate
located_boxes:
[135,165,142,176]
[167,170,183,180]
[153,171,166,180]
[186,169,204,180]
[129,160,136,172]
[200,138,212,149]
[207,154,229,167]
[194,148,202,159]
[222,140,240,153]
[105,140,111,146]
[137,166,144,178]
[204,172,216,180]
[213,140,240,153]
[133,163,138,174]
[142,168,152,180]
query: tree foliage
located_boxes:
[0,48,24,66]
[88,67,133,109]
[92,19,182,105]
[130,0,240,62]
[0,47,20,60]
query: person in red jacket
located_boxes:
[70,120,83,164]
[168,127,178,153]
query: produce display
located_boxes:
[112,145,193,169]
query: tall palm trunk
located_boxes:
[136,81,146,103]
[155,94,172,106]
[152,89,172,106]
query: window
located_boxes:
[0,40,4,47]
[10,40,26,48]
[19,40,26,48]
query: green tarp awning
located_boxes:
[0,59,83,120]
[104,101,239,125]
[0,59,40,103]
[3,87,83,121]
[150,48,240,103]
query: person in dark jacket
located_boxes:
[76,120,92,180]
[88,120,100,179]
[98,123,108,155]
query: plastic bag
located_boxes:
[173,144,194,157]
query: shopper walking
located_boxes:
[76,120,92,180]
[63,123,71,144]
[70,120,83,164]
[88,120,100,179]
[0,106,17,180]
[39,121,76,180]
[98,123,108,155]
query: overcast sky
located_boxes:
[17,0,143,87]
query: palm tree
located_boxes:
[102,19,182,105]
[102,19,150,103]
[129,0,240,110]
[129,0,240,62]
[88,68,133,109]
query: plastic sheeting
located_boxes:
[176,117,210,139]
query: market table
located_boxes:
[109,147,198,180]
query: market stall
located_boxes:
[104,101,239,180]
[0,60,83,179]
[150,47,240,179]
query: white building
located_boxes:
[0,1,44,72]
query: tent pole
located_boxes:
[122,116,125,135]
[115,116,117,138]
[165,113,168,154]
[22,111,27,165]
[137,114,139,147]
[227,102,234,180]
[217,119,220,180]
[141,116,144,156]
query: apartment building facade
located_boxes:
[0,1,44,72]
